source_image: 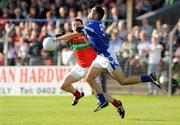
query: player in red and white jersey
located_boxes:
[56,18,124,118]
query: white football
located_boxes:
[43,37,56,51]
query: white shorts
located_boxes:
[92,48,120,72]
[70,64,89,80]
[68,64,102,88]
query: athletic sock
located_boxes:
[73,90,81,98]
[140,75,151,83]
[96,93,106,104]
[111,99,121,108]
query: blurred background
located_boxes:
[0,0,179,96]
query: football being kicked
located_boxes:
[43,37,56,51]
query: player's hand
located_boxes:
[76,26,88,37]
[76,26,84,33]
[55,32,65,38]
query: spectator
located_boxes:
[30,0,38,8]
[106,20,128,40]
[67,8,76,22]
[7,40,17,66]
[161,24,171,56]
[58,6,68,19]
[77,10,88,23]
[28,6,38,18]
[0,0,173,68]
[20,1,29,18]
[137,31,150,58]
[29,30,42,65]
[55,0,65,9]
[152,19,163,37]
[45,55,53,65]
[174,40,180,66]
[147,34,163,95]
[37,1,48,19]
[42,0,51,10]
[63,22,72,33]
[135,0,146,16]
[161,24,170,45]
[61,48,75,66]
[14,26,22,47]
[175,19,180,40]
[18,40,30,65]
[47,23,55,36]
[0,7,10,18]
[116,0,126,18]
[117,20,128,40]
[57,5,68,28]
[38,25,48,42]
[66,0,79,12]
[0,0,8,9]
[8,1,17,17]
[141,18,153,38]
[47,3,58,20]
[143,0,152,12]
[14,8,24,19]
[131,26,141,40]
[122,33,138,59]
[109,30,124,54]
[109,5,124,22]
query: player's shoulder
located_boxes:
[88,20,100,26]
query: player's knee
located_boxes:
[85,76,93,84]
[118,79,128,85]
[60,83,67,90]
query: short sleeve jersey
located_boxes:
[84,20,109,55]
[67,36,96,68]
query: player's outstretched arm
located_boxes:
[55,32,83,41]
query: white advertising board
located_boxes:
[0,66,92,96]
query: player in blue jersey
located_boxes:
[76,5,162,112]
[61,6,161,118]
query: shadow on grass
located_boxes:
[127,118,180,122]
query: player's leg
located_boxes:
[60,73,80,94]
[60,65,85,106]
[111,67,141,85]
[60,74,84,106]
[86,67,105,93]
[94,76,125,118]
[111,67,162,88]
[105,48,162,88]
[86,66,108,111]
[104,93,125,118]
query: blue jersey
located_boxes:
[84,20,109,55]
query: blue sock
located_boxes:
[96,93,106,104]
[141,75,151,83]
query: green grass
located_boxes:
[0,96,180,125]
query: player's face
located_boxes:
[72,21,82,32]
[88,7,96,20]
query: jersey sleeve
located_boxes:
[83,22,95,35]
[84,26,94,34]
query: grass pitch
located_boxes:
[0,96,180,125]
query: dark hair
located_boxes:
[94,5,104,20]
[73,18,83,25]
